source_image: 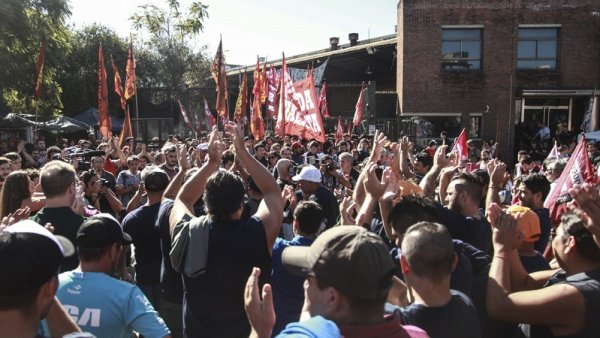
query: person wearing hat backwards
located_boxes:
[506,205,551,273]
[55,214,171,338]
[0,220,94,338]
[245,226,429,338]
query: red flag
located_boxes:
[124,48,136,101]
[318,82,330,118]
[234,71,248,123]
[275,53,288,138]
[250,98,265,141]
[451,128,468,161]
[203,97,215,129]
[118,106,133,146]
[347,119,353,135]
[335,116,343,143]
[110,55,126,110]
[352,85,365,126]
[260,61,268,104]
[33,41,45,101]
[279,73,325,142]
[211,38,229,119]
[194,105,202,134]
[176,97,192,129]
[544,136,596,225]
[98,45,111,140]
[266,64,279,120]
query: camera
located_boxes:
[98,178,110,187]
[326,163,336,172]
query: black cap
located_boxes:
[0,220,64,296]
[76,214,132,248]
[143,168,169,192]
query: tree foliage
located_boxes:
[130,0,212,95]
[0,0,71,118]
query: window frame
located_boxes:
[440,27,483,71]
[517,26,560,70]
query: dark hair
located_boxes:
[521,173,551,200]
[46,146,62,159]
[247,176,262,195]
[470,169,490,189]
[315,276,388,320]
[80,170,97,186]
[388,196,440,236]
[78,244,113,262]
[294,201,323,235]
[222,150,235,166]
[0,281,43,314]
[203,169,245,222]
[162,145,176,155]
[0,171,31,219]
[402,222,455,282]
[451,173,483,204]
[254,142,265,151]
[415,153,433,168]
[4,152,20,162]
[40,161,76,198]
[561,212,600,261]
[520,155,533,165]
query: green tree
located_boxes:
[58,24,129,117]
[130,0,212,95]
[0,0,71,119]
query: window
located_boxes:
[517,28,559,69]
[441,29,482,70]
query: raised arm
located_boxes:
[419,145,450,198]
[399,136,416,180]
[170,128,221,236]
[485,160,506,214]
[226,122,282,254]
[570,183,600,248]
[163,144,191,200]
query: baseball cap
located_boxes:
[143,168,169,192]
[76,214,132,248]
[292,165,322,183]
[282,226,396,300]
[0,220,65,296]
[507,205,541,242]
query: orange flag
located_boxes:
[211,38,229,119]
[234,71,248,123]
[98,45,111,140]
[110,55,126,110]
[124,48,136,101]
[118,106,133,147]
[33,41,45,101]
[260,61,267,104]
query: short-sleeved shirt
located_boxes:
[154,199,183,304]
[271,236,315,336]
[397,290,481,338]
[122,202,162,285]
[115,170,141,206]
[434,203,492,253]
[31,207,84,272]
[310,186,339,229]
[182,215,271,338]
[56,271,169,338]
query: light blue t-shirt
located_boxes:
[55,271,170,338]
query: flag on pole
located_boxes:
[544,136,596,225]
[451,128,468,161]
[118,106,133,147]
[260,61,268,104]
[352,85,365,127]
[33,41,45,101]
[275,53,288,138]
[234,71,248,123]
[124,47,136,101]
[203,97,215,129]
[176,97,192,129]
[211,38,229,119]
[546,141,560,161]
[194,107,202,134]
[581,95,598,133]
[335,116,343,143]
[98,45,111,140]
[266,64,279,120]
[110,55,126,110]
[347,119,353,136]
[318,82,330,118]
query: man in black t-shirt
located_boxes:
[292,165,339,229]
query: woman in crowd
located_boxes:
[0,170,45,219]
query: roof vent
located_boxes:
[349,33,359,46]
[330,37,339,51]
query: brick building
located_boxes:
[397,0,600,162]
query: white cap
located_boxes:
[292,165,322,183]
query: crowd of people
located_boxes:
[0,122,599,338]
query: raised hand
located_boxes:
[244,267,275,338]
[178,143,192,171]
[433,145,450,168]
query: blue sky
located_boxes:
[68,0,398,65]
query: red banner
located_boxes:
[98,45,111,140]
[318,82,330,118]
[118,106,133,147]
[211,38,229,119]
[266,64,279,120]
[280,73,325,143]
[544,136,596,225]
[234,72,248,123]
[203,97,215,129]
[335,116,343,143]
[352,85,365,127]
[33,41,45,101]
[451,128,468,161]
[176,97,192,129]
[110,55,126,110]
[124,48,136,101]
